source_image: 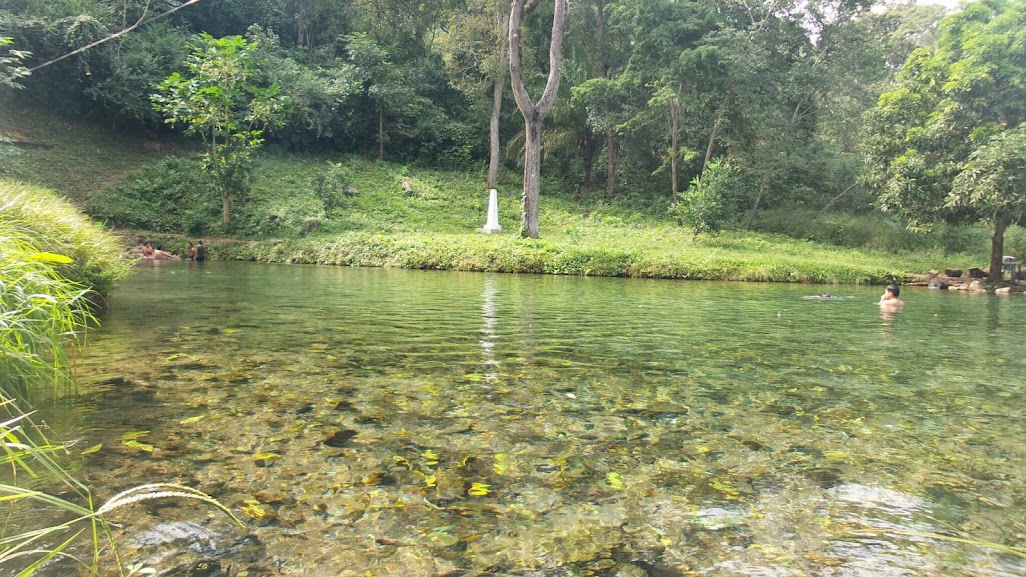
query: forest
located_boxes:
[1,0,1025,273]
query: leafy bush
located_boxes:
[312,161,357,214]
[752,207,1002,262]
[671,159,737,238]
[85,157,218,234]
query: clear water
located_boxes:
[29,262,1026,575]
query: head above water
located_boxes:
[886,284,900,297]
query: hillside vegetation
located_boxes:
[2,102,1011,285]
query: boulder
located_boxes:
[928,277,949,290]
[995,286,1012,295]
[969,280,986,292]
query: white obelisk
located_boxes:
[480,188,502,233]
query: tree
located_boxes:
[152,33,285,225]
[509,0,569,238]
[0,36,31,89]
[864,0,1026,279]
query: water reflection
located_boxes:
[24,263,1026,577]
[479,277,500,383]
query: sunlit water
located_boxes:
[24,262,1026,576]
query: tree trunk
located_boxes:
[745,174,768,231]
[221,190,231,225]
[670,95,681,203]
[581,134,597,194]
[701,112,722,177]
[597,0,616,200]
[605,129,616,200]
[509,0,568,238]
[378,103,384,161]
[488,77,505,188]
[522,119,542,238]
[488,5,510,189]
[211,127,231,225]
[296,0,308,47]
[991,210,1009,282]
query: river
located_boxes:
[25,261,1026,576]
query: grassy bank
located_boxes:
[133,228,953,285]
[1,180,132,301]
[1,102,995,285]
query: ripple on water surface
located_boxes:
[20,262,1026,576]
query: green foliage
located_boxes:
[312,161,357,215]
[0,35,31,88]
[246,25,361,149]
[950,124,1026,222]
[0,221,92,401]
[2,180,130,302]
[671,159,737,238]
[864,0,1026,273]
[82,22,189,126]
[85,157,217,234]
[752,207,1012,259]
[152,32,287,225]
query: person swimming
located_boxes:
[878,284,904,308]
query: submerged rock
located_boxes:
[324,429,358,448]
[159,559,231,577]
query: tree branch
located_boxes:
[19,0,205,77]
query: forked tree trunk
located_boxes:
[509,0,568,238]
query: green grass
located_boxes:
[0,101,172,202]
[1,100,993,285]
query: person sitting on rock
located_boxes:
[878,284,904,308]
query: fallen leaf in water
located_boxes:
[493,454,509,475]
[468,482,491,496]
[123,440,154,452]
[241,498,265,518]
[81,444,102,455]
[121,430,150,441]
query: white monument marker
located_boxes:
[479,188,502,233]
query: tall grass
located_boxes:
[0,190,241,575]
[0,220,93,402]
[0,397,244,575]
[2,180,131,303]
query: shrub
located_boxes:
[85,157,218,234]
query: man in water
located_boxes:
[878,284,904,308]
[196,240,206,261]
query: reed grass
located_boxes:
[1,180,131,303]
